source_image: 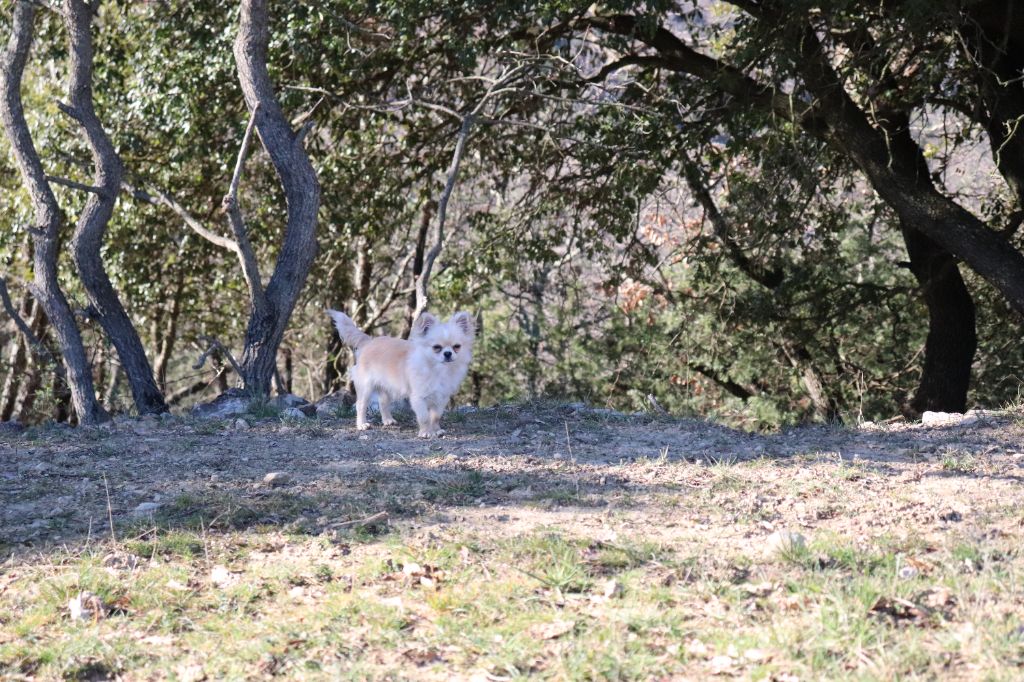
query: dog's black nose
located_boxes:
[443,350,453,360]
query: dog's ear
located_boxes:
[450,311,475,337]
[413,312,438,336]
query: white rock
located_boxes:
[921,411,978,427]
[68,592,104,621]
[281,407,307,420]
[263,472,291,487]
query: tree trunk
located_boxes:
[14,300,48,421]
[793,26,1024,314]
[0,326,27,420]
[234,0,320,397]
[0,0,106,424]
[154,269,185,392]
[0,289,36,419]
[403,200,437,338]
[871,111,978,415]
[63,0,167,415]
[900,225,977,415]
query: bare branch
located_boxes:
[414,113,475,320]
[45,174,103,195]
[0,276,52,360]
[125,181,241,255]
[193,336,244,379]
[222,103,268,315]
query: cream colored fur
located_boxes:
[327,310,475,437]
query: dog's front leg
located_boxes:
[429,405,445,436]
[411,395,438,437]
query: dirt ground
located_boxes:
[2,403,1022,558]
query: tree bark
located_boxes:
[0,0,106,424]
[871,110,978,415]
[403,200,437,338]
[233,0,320,396]
[62,0,167,415]
[900,223,977,415]
[0,317,28,420]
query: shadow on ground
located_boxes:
[2,401,1022,560]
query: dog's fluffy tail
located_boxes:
[327,310,372,351]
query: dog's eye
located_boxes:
[432,345,442,353]
[453,344,461,351]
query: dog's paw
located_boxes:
[381,419,397,427]
[356,423,370,431]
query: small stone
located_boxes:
[313,391,356,418]
[898,565,919,579]
[508,486,533,500]
[68,591,104,621]
[132,502,162,515]
[233,418,250,430]
[765,530,807,556]
[602,579,624,599]
[209,565,238,588]
[191,388,250,419]
[263,472,291,487]
[281,407,307,420]
[176,664,207,682]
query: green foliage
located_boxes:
[0,0,1021,427]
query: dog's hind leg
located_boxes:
[355,387,371,431]
[379,394,396,427]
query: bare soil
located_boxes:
[3,403,1022,558]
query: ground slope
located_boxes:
[2,404,1023,680]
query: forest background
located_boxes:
[1,0,1022,430]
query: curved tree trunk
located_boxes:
[233,0,320,396]
[900,225,977,415]
[63,0,167,415]
[0,0,106,424]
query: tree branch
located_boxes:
[414,112,475,320]
[0,276,52,360]
[45,174,103,194]
[193,335,244,379]
[222,103,268,315]
[124,180,241,253]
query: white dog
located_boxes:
[327,310,475,437]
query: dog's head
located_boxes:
[411,311,475,366]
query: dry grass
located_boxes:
[2,403,1024,679]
